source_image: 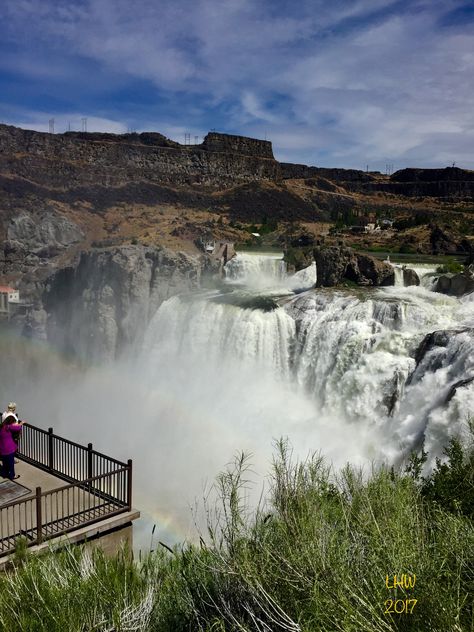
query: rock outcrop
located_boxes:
[313,246,394,287]
[39,245,220,363]
[368,167,474,198]
[435,269,474,296]
[0,125,280,189]
[402,268,420,286]
[8,211,83,253]
[0,210,84,278]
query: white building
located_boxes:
[0,286,20,314]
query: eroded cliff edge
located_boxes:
[28,245,220,363]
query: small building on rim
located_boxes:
[0,286,20,314]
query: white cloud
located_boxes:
[2,0,474,168]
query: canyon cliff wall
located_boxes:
[0,125,280,190]
[35,244,220,363]
[2,123,474,202]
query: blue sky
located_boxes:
[1,0,474,170]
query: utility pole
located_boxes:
[48,118,55,134]
[184,132,191,145]
[81,117,88,132]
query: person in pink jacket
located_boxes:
[0,413,23,480]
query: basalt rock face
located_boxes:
[313,246,395,287]
[8,211,83,254]
[372,167,474,199]
[202,132,274,159]
[0,124,280,189]
[280,163,378,185]
[0,209,84,281]
[40,245,220,363]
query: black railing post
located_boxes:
[87,443,93,488]
[48,428,54,471]
[36,487,43,544]
[127,459,133,510]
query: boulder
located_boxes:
[354,254,395,286]
[435,270,474,296]
[313,246,353,286]
[402,268,420,286]
[313,246,394,287]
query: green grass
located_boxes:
[0,437,473,631]
[435,259,465,274]
[358,250,466,265]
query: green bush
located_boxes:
[436,259,464,274]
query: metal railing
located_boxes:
[0,423,133,557]
[19,423,128,486]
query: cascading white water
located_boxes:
[144,292,296,377]
[410,264,438,289]
[143,253,473,474]
[287,262,317,292]
[224,252,287,287]
[392,266,404,286]
[390,262,437,288]
[286,286,473,464]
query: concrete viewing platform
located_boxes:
[0,424,139,568]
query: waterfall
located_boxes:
[144,292,296,378]
[287,262,317,292]
[392,266,404,286]
[142,269,473,471]
[390,263,437,288]
[410,264,438,289]
[285,286,473,450]
[4,250,471,543]
[224,252,287,287]
[20,251,468,541]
